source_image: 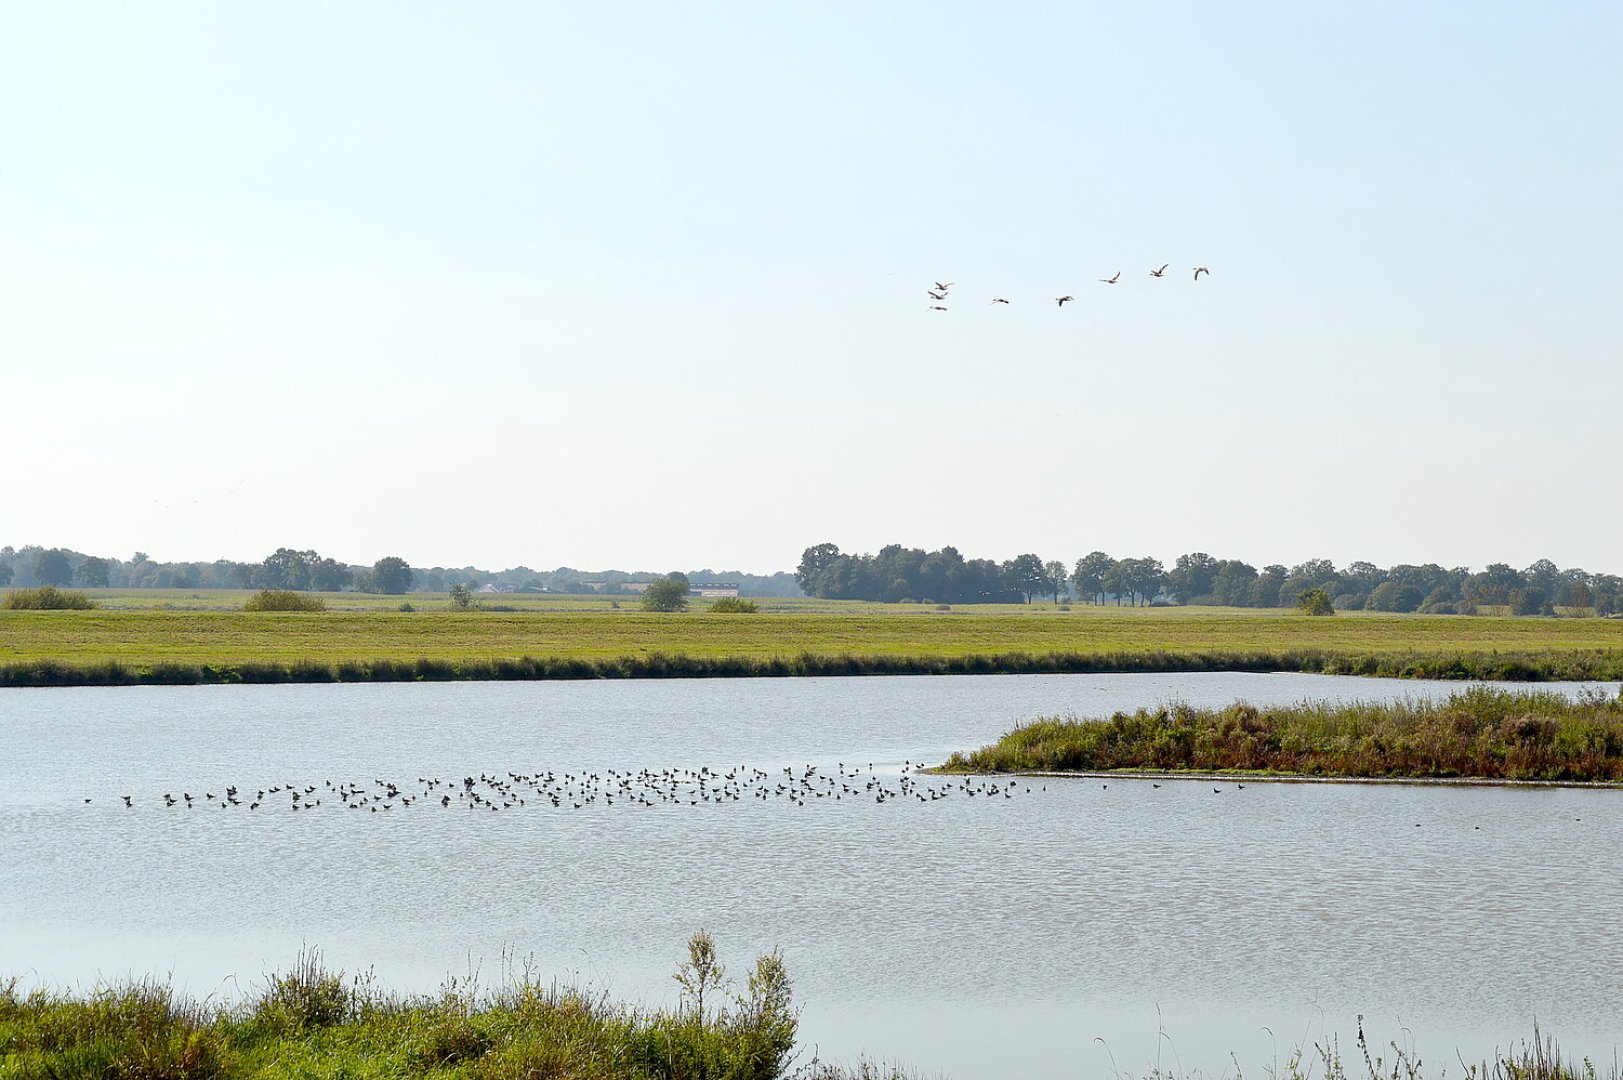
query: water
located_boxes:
[3,672,1620,1077]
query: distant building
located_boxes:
[691,583,740,598]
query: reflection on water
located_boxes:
[2,673,1620,1079]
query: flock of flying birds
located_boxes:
[925,264,1211,311]
[80,762,1037,813]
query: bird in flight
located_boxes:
[934,281,954,291]
[1193,266,1210,280]
[1099,271,1120,284]
[1055,295,1074,306]
[990,298,1011,304]
[928,305,948,312]
[927,290,948,300]
[1149,264,1168,278]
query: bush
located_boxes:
[1296,588,1335,616]
[708,597,758,613]
[242,590,326,612]
[641,577,690,612]
[2,586,97,610]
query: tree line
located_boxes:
[0,546,800,598]
[796,543,1623,616]
[0,547,414,594]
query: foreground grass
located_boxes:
[0,967,1610,1080]
[943,686,1623,782]
[0,939,883,1080]
[2,606,1622,686]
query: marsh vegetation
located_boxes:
[944,686,1623,782]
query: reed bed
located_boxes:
[943,686,1623,782]
[4,648,1623,687]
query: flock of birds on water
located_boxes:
[924,265,1211,311]
[78,761,1070,814]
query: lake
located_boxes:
[3,672,1620,1078]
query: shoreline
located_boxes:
[946,767,1623,789]
[5,648,1623,688]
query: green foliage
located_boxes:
[448,583,477,611]
[75,556,111,589]
[945,686,1623,781]
[251,949,350,1035]
[1297,588,1335,616]
[708,597,758,613]
[32,548,74,587]
[641,576,690,612]
[241,590,326,612]
[0,938,805,1080]
[2,586,97,610]
[368,556,413,595]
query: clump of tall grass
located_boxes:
[0,935,807,1080]
[2,586,97,610]
[709,597,760,613]
[944,686,1623,782]
[240,590,326,612]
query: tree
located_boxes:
[1071,552,1115,606]
[448,582,476,610]
[0,561,12,587]
[1002,554,1048,604]
[312,558,353,592]
[1366,580,1422,613]
[260,548,318,591]
[1251,565,1288,608]
[1210,560,1257,607]
[1297,588,1335,616]
[1044,560,1069,603]
[76,556,110,589]
[641,575,690,612]
[1167,552,1219,603]
[795,544,842,596]
[370,556,413,595]
[34,549,73,587]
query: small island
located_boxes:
[940,686,1623,784]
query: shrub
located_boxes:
[2,586,97,610]
[1296,588,1334,616]
[641,577,690,612]
[241,590,326,612]
[708,597,758,613]
[398,602,415,612]
[253,949,350,1034]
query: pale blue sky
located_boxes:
[4,3,1619,573]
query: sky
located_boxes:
[3,2,1619,575]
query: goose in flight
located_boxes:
[1149,264,1168,278]
[928,305,948,312]
[927,290,948,300]
[933,281,954,291]
[1055,295,1074,306]
[1193,266,1210,280]
[1099,271,1120,284]
[990,297,1011,304]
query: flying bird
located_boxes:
[990,298,1011,304]
[933,281,954,291]
[928,305,948,311]
[927,291,948,300]
[1193,266,1210,280]
[1149,264,1168,277]
[1055,295,1074,306]
[1099,272,1120,284]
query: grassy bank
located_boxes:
[0,937,885,1080]
[2,606,1622,686]
[942,686,1623,782]
[4,648,1623,687]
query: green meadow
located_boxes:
[2,593,1622,684]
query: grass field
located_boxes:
[3,593,1623,685]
